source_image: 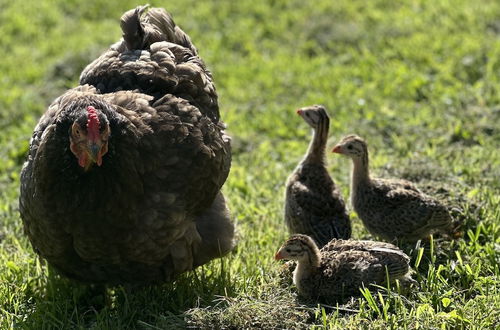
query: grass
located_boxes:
[1,0,499,328]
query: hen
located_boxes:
[19,6,235,284]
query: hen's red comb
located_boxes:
[86,106,100,142]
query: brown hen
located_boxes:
[19,6,235,284]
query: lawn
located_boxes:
[1,0,499,328]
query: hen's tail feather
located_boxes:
[120,5,198,55]
[120,5,147,50]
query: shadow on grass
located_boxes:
[17,257,237,329]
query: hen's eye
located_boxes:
[286,248,291,253]
[347,145,353,150]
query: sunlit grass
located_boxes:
[0,0,499,328]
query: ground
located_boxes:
[0,0,499,328]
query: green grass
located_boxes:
[1,0,499,328]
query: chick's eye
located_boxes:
[347,145,353,150]
[286,248,291,253]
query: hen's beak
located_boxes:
[88,143,100,161]
[274,251,283,260]
[296,109,303,116]
[86,141,105,167]
[332,145,342,153]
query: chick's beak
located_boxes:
[332,145,342,153]
[296,109,303,116]
[274,251,283,260]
